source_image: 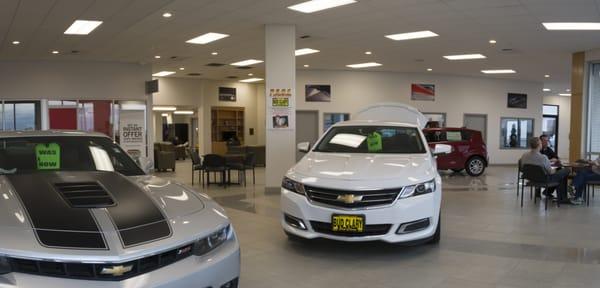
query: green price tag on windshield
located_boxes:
[367,132,382,152]
[35,143,61,170]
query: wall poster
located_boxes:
[119,110,146,161]
[268,88,294,130]
[219,87,237,102]
[411,84,435,101]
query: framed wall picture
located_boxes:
[411,84,435,101]
[305,85,331,102]
[507,93,527,109]
[219,87,236,102]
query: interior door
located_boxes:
[464,114,487,143]
[296,110,319,162]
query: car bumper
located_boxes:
[281,187,441,243]
[0,235,240,288]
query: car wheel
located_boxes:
[451,169,464,173]
[428,215,441,244]
[465,156,485,176]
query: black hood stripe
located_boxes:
[7,174,108,250]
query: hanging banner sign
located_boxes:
[119,110,146,160]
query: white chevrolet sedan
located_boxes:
[281,103,450,244]
[0,131,239,288]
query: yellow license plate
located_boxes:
[332,215,364,233]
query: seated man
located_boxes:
[573,156,600,203]
[520,137,573,204]
[540,134,559,165]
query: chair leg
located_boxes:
[253,168,256,184]
[521,185,524,207]
[192,169,194,186]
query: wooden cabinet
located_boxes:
[211,107,244,154]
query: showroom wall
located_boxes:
[543,96,571,159]
[295,70,544,164]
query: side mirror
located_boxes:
[433,144,452,156]
[297,142,311,153]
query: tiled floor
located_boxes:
[157,160,600,288]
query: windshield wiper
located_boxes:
[0,168,17,175]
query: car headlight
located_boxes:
[399,179,436,199]
[0,257,10,275]
[193,225,231,256]
[282,177,305,195]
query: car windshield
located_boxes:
[0,136,144,176]
[314,126,426,154]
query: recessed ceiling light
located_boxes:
[248,73,253,76]
[186,32,229,44]
[211,52,219,55]
[288,0,357,13]
[161,113,169,117]
[385,30,438,41]
[544,74,550,78]
[566,89,571,92]
[154,55,161,59]
[153,106,177,111]
[295,48,320,56]
[174,110,194,115]
[427,68,433,72]
[11,41,20,45]
[543,88,551,92]
[152,71,175,77]
[162,12,172,18]
[543,22,600,30]
[64,20,103,35]
[559,93,572,96]
[179,67,185,70]
[51,50,59,54]
[304,64,310,68]
[231,59,263,66]
[489,39,497,44]
[443,54,487,60]
[481,69,516,74]
[364,51,372,55]
[346,62,382,69]
[240,78,264,83]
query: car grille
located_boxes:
[310,221,392,237]
[304,185,402,208]
[7,243,194,281]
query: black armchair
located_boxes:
[188,148,204,186]
[521,164,561,210]
[203,154,228,187]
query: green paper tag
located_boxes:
[367,132,382,152]
[35,143,60,170]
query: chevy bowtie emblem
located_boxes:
[100,265,133,277]
[337,194,363,204]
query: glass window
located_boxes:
[314,126,426,154]
[0,136,144,176]
[587,63,600,156]
[3,103,15,131]
[323,113,350,131]
[500,118,534,149]
[543,105,558,116]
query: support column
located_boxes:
[569,52,585,162]
[265,24,296,190]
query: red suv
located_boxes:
[423,128,488,176]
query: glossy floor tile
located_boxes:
[156,161,600,288]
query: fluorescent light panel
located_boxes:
[346,62,382,69]
[153,106,177,111]
[543,22,600,30]
[295,48,320,56]
[385,30,438,41]
[174,110,194,115]
[152,71,175,77]
[64,20,103,35]
[240,78,264,83]
[443,54,486,60]
[231,59,263,66]
[481,69,516,74]
[559,93,572,96]
[543,88,551,92]
[288,0,357,13]
[186,32,229,44]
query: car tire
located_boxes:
[428,215,441,244]
[465,156,486,177]
[451,169,464,173]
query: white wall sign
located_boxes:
[268,88,294,129]
[119,110,146,160]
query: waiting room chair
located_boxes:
[188,148,204,186]
[585,180,600,206]
[520,164,561,210]
[243,152,257,185]
[202,154,228,187]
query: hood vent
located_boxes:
[54,182,115,208]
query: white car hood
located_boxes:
[291,152,436,187]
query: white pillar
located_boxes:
[265,24,296,190]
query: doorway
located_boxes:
[296,110,319,162]
[463,114,487,143]
[543,104,559,152]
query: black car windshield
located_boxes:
[314,126,426,154]
[0,136,144,176]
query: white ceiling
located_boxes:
[2,0,600,95]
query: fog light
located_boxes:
[221,277,239,288]
[284,214,307,230]
[396,218,430,234]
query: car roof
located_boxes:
[0,130,110,138]
[332,120,419,128]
